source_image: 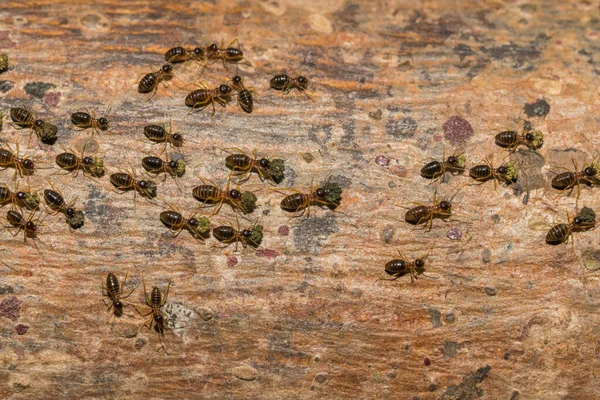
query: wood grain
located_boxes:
[1,1,599,399]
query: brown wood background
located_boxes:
[1,0,600,399]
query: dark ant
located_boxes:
[141,274,172,354]
[276,179,342,219]
[137,64,173,99]
[184,82,233,115]
[551,157,599,200]
[270,74,309,94]
[192,177,257,215]
[143,122,184,150]
[165,46,204,64]
[469,158,518,189]
[420,152,466,184]
[546,208,596,246]
[110,168,157,206]
[205,39,250,69]
[0,142,36,180]
[102,272,139,317]
[494,121,544,152]
[380,250,430,282]
[10,107,57,144]
[0,182,39,211]
[159,204,210,242]
[221,147,285,184]
[55,144,105,178]
[402,190,459,232]
[212,218,263,251]
[230,75,255,113]
[3,210,42,242]
[43,185,84,230]
[71,109,109,136]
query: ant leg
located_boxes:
[161,277,172,306]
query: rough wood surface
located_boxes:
[1,1,600,399]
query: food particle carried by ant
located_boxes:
[0,53,10,73]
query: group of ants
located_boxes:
[0,41,343,352]
[383,120,598,283]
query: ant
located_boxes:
[55,144,105,178]
[143,122,184,151]
[205,39,250,70]
[0,142,36,180]
[10,106,57,144]
[192,177,257,215]
[102,272,139,317]
[495,121,544,152]
[159,204,210,243]
[276,179,342,219]
[71,109,110,136]
[230,75,255,113]
[546,207,596,246]
[165,46,204,64]
[551,157,599,200]
[3,210,43,242]
[140,274,172,354]
[184,82,233,115]
[420,152,466,185]
[212,217,263,251]
[137,64,173,100]
[270,74,309,95]
[0,181,39,211]
[380,250,430,282]
[110,168,157,206]
[402,189,459,232]
[43,184,85,230]
[469,158,518,189]
[221,147,285,184]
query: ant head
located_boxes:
[219,84,232,95]
[34,119,45,128]
[26,220,37,231]
[585,166,596,176]
[208,43,218,52]
[193,47,203,56]
[525,132,534,141]
[189,218,199,227]
[497,165,508,175]
[230,189,241,199]
[298,76,308,85]
[114,301,123,312]
[259,158,270,168]
[172,133,183,142]
[16,191,26,200]
[440,200,452,211]
[98,117,109,130]
[242,229,252,237]
[23,159,34,170]
[574,216,582,225]
[169,160,178,169]
[138,180,148,189]
[232,75,242,84]
[447,156,457,165]
[162,64,173,74]
[66,207,75,217]
[83,156,94,165]
[316,188,326,198]
[415,258,426,268]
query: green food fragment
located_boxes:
[248,224,263,247]
[502,162,519,182]
[24,192,40,209]
[175,159,186,177]
[529,130,544,150]
[269,159,285,183]
[455,154,467,168]
[67,210,85,229]
[578,207,596,224]
[89,158,105,176]
[194,217,211,234]
[321,182,343,208]
[240,191,257,213]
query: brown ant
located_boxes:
[140,274,172,354]
[102,272,139,317]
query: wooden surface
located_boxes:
[1,1,600,399]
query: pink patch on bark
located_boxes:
[227,256,238,268]
[256,249,280,259]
